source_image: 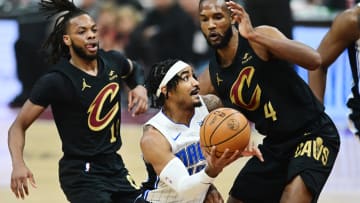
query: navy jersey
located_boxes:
[209,34,324,137]
[30,50,131,156]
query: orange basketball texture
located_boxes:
[200,107,250,157]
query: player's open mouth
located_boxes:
[190,88,200,95]
[209,32,220,41]
[86,43,98,52]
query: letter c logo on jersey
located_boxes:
[230,66,261,111]
[87,82,120,131]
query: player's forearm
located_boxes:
[160,158,214,200]
[8,127,26,167]
[308,68,327,103]
[123,60,145,89]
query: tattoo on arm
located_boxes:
[202,94,223,111]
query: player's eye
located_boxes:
[181,75,189,81]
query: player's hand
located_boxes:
[128,85,148,117]
[203,184,224,203]
[203,146,241,178]
[226,1,254,39]
[241,135,264,162]
[10,164,37,199]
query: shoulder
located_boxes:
[141,124,166,148]
[37,71,68,85]
[99,49,131,73]
[333,7,360,25]
[327,7,360,41]
[333,7,359,28]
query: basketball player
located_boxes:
[308,3,360,139]
[135,59,263,203]
[198,0,340,202]
[8,0,147,202]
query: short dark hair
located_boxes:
[39,0,88,64]
[199,0,231,15]
[145,59,183,108]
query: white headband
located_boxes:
[155,60,189,97]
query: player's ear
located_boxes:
[63,35,71,46]
[160,86,167,96]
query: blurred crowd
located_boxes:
[0,0,355,107]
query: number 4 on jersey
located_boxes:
[264,101,277,121]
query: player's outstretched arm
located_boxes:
[309,8,360,103]
[226,1,321,71]
[8,100,45,199]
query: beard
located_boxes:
[193,94,202,107]
[206,26,233,49]
[194,100,202,107]
[72,42,98,61]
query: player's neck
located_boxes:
[162,105,195,126]
[70,57,98,76]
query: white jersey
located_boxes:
[142,98,209,203]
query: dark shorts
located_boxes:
[59,153,141,203]
[229,113,340,203]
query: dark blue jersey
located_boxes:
[209,34,324,138]
[30,50,132,157]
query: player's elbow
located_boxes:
[307,53,322,71]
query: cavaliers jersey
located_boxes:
[140,98,209,203]
[29,50,131,157]
[208,34,324,137]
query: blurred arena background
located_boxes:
[1,0,360,202]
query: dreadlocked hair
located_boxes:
[39,0,88,64]
[145,59,182,109]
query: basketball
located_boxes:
[200,107,251,157]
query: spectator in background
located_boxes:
[125,0,194,75]
[115,0,144,11]
[76,0,100,19]
[9,0,50,108]
[96,2,119,51]
[244,0,293,40]
[115,5,143,54]
[97,2,143,53]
